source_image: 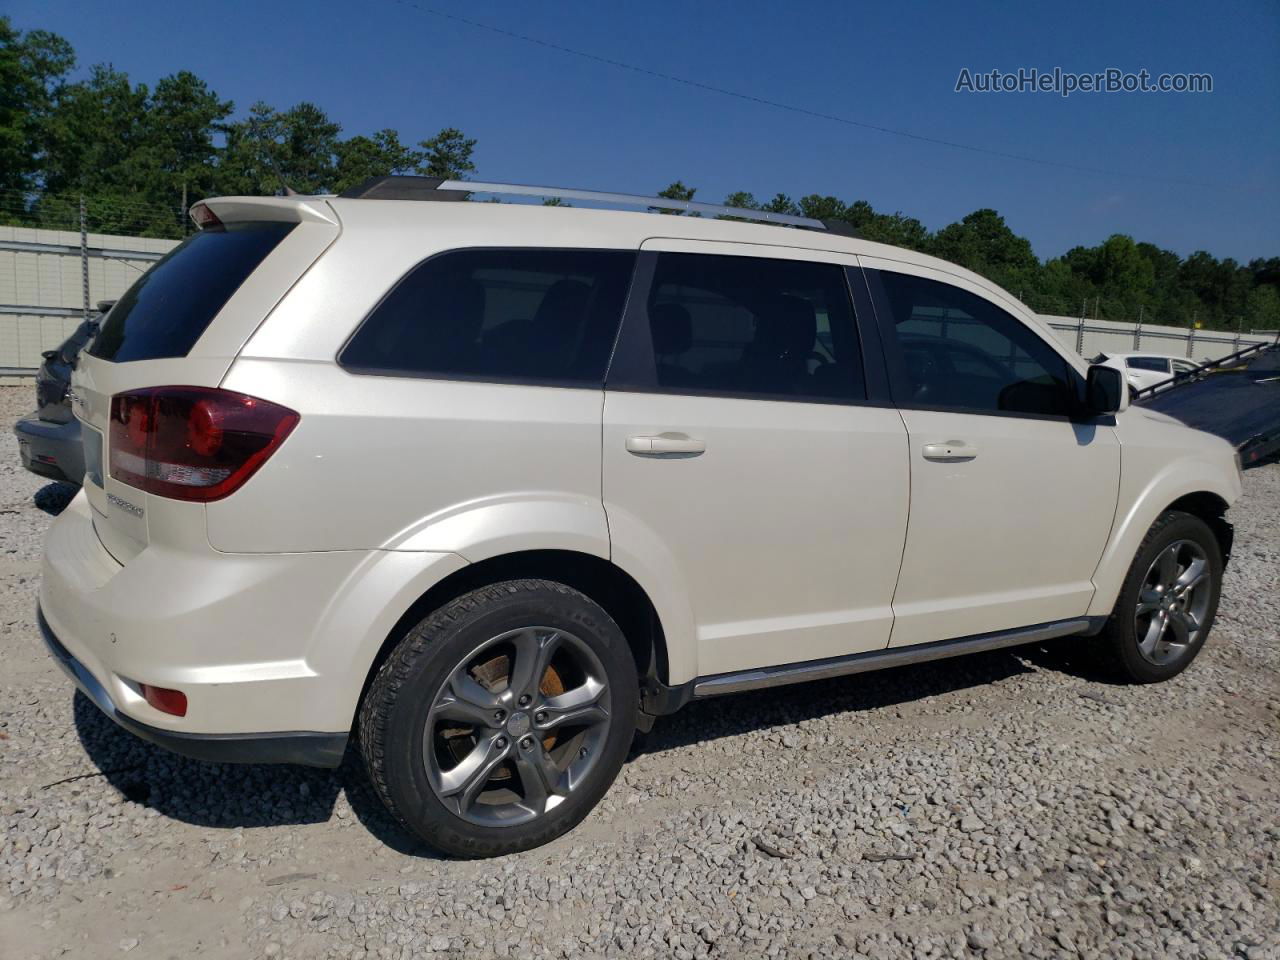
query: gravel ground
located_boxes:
[1,383,1277,960]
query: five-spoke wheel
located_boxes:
[1133,539,1212,666]
[359,580,637,858]
[1095,510,1223,683]
[425,626,612,826]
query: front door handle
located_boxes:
[922,440,978,462]
[626,433,706,457]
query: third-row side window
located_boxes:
[340,249,635,384]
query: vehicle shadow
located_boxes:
[631,645,1042,758]
[68,639,1103,858]
[34,481,78,516]
[70,691,441,858]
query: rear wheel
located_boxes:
[1093,511,1223,683]
[358,579,638,857]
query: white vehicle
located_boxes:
[40,178,1242,857]
[1098,352,1200,394]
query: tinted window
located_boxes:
[90,221,296,362]
[637,253,864,401]
[341,249,635,385]
[877,271,1076,416]
[1126,356,1171,373]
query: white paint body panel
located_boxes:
[39,195,1243,742]
[889,408,1120,646]
[603,390,909,677]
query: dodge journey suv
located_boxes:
[39,177,1241,857]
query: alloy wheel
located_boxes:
[1134,539,1212,666]
[423,626,612,826]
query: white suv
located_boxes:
[40,178,1242,857]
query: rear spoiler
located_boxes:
[191,196,338,229]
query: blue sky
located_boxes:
[10,0,1279,262]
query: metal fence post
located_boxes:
[79,195,90,321]
[1187,322,1196,359]
[1134,306,1143,350]
[1076,300,1086,355]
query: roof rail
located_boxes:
[337,176,846,232]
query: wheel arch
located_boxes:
[354,550,673,726]
[1165,490,1234,564]
[1089,471,1237,618]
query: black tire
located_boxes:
[358,579,638,858]
[1092,510,1223,683]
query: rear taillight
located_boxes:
[109,386,299,502]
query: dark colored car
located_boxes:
[12,306,108,484]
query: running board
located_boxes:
[690,617,1099,699]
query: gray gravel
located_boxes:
[1,383,1277,959]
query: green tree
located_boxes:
[142,71,234,206]
[217,101,341,195]
[334,128,421,193]
[798,194,847,222]
[1245,284,1280,331]
[760,193,799,216]
[930,209,1038,280]
[39,64,149,197]
[655,180,697,214]
[0,17,75,194]
[417,126,476,180]
[723,190,759,210]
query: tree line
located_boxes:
[2,17,1276,332]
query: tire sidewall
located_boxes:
[1112,512,1223,683]
[372,582,638,858]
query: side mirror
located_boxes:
[1086,364,1127,414]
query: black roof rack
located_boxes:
[337,176,858,234]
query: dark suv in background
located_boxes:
[12,304,108,484]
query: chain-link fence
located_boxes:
[0,191,183,373]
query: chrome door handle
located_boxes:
[626,434,706,456]
[922,441,978,462]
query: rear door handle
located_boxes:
[626,433,706,457]
[922,440,978,462]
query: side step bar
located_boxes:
[641,617,1102,714]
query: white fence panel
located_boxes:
[1,226,177,371]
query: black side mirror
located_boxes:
[1086,364,1126,414]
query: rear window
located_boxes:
[1125,356,1171,373]
[339,249,636,385]
[89,221,296,362]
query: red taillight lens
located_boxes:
[141,684,188,717]
[109,387,299,502]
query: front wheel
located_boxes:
[1093,510,1223,683]
[358,579,638,858]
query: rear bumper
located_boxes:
[38,487,469,762]
[14,411,83,483]
[39,606,347,767]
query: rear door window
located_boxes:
[90,221,296,362]
[617,252,865,401]
[340,249,636,386]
